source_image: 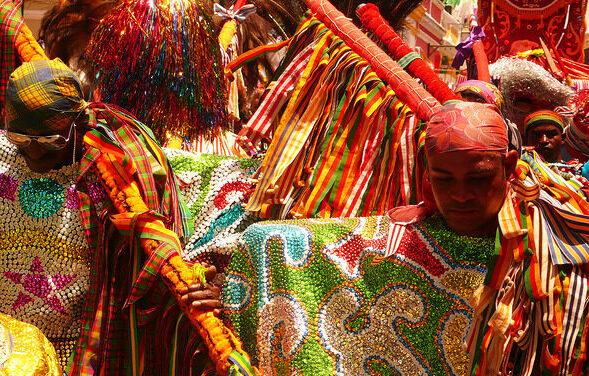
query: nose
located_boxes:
[21,141,46,160]
[539,134,549,144]
[450,181,474,203]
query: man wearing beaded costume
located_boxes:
[222,102,519,375]
[0,58,226,375]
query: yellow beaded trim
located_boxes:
[0,230,91,264]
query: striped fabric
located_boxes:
[524,110,565,134]
[227,350,257,376]
[242,14,420,218]
[69,103,195,376]
[397,51,421,69]
[571,79,589,91]
[237,41,316,152]
[468,150,589,376]
[374,202,427,265]
[0,0,23,121]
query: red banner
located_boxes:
[478,0,587,62]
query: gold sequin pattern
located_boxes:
[439,313,470,376]
[0,230,91,265]
[0,135,93,370]
[441,270,485,300]
[0,313,62,376]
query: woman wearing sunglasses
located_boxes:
[1,59,220,375]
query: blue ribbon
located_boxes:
[213,3,257,23]
[451,26,485,69]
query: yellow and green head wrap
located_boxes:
[5,59,85,135]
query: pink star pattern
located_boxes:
[4,257,76,315]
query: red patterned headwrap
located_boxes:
[425,102,508,155]
[455,80,504,112]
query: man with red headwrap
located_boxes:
[223,102,520,376]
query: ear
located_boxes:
[504,150,519,178]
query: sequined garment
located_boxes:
[224,214,494,376]
[167,149,260,275]
[0,312,61,376]
[0,134,107,370]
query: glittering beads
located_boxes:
[0,174,18,201]
[224,214,493,376]
[165,148,260,275]
[0,312,62,376]
[19,178,65,219]
[0,134,91,370]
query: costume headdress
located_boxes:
[455,79,504,112]
[489,57,573,127]
[5,59,85,134]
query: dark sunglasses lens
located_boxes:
[38,137,67,150]
[5,132,30,147]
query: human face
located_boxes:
[427,150,517,237]
[5,120,77,173]
[525,123,563,163]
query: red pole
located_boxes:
[356,3,461,104]
[472,41,490,82]
[303,0,441,120]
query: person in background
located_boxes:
[523,110,564,163]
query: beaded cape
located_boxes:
[0,125,259,375]
[223,214,494,375]
[0,133,106,369]
[166,148,260,277]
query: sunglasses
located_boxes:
[5,119,76,151]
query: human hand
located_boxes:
[179,265,221,315]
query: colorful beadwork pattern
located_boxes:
[166,149,260,274]
[0,132,258,372]
[224,214,494,375]
[0,133,107,369]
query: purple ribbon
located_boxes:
[452,26,486,69]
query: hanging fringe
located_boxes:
[86,0,227,142]
[355,3,460,104]
[468,150,589,376]
[303,0,440,121]
[239,14,423,219]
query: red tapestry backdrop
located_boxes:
[477,0,588,62]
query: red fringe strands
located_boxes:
[241,15,423,219]
[303,0,441,121]
[86,0,228,143]
[356,3,461,104]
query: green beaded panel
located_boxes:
[166,149,260,272]
[223,215,493,376]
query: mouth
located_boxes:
[449,208,478,215]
